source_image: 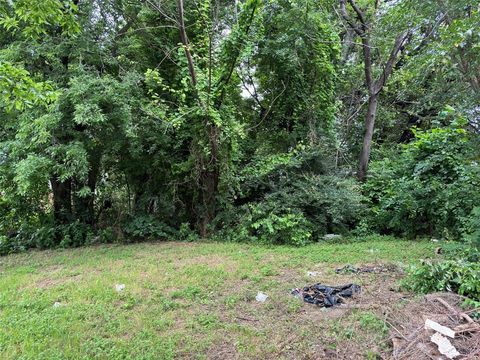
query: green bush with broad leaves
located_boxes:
[366,112,480,238]
[214,148,365,246]
[123,215,175,242]
[403,207,480,308]
[465,207,480,250]
[251,210,313,246]
[403,248,480,308]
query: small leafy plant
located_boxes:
[403,247,480,307]
[251,211,312,246]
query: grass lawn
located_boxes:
[0,236,436,359]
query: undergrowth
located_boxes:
[403,244,480,308]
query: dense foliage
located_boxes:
[403,245,480,307]
[0,0,478,256]
[366,112,480,238]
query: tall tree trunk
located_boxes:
[198,124,220,237]
[177,0,197,86]
[358,95,378,181]
[340,0,409,181]
[174,0,258,236]
[51,177,72,225]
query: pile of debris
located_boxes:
[389,293,480,359]
[335,263,399,274]
[292,283,361,307]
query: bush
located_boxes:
[465,207,480,249]
[251,210,313,246]
[403,244,480,307]
[366,116,480,238]
[122,215,175,241]
[57,221,95,248]
[0,221,94,255]
[178,223,200,242]
[0,234,26,255]
[215,171,365,245]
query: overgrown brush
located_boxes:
[403,239,480,308]
[366,114,480,239]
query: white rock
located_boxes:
[115,284,125,292]
[430,332,460,359]
[307,271,320,277]
[324,234,341,240]
[255,292,268,302]
[425,319,455,338]
[53,302,62,308]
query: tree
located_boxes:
[339,0,410,180]
[0,0,142,235]
[145,0,261,236]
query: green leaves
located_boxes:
[465,207,480,249]
[14,155,53,196]
[0,0,80,39]
[254,0,339,145]
[251,211,313,246]
[366,113,480,238]
[403,252,480,306]
[73,103,106,126]
[54,142,89,183]
[0,62,59,111]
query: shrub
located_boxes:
[178,223,200,242]
[0,221,94,255]
[0,234,26,255]
[366,116,480,238]
[251,210,312,246]
[122,215,175,241]
[465,207,480,249]
[403,242,480,307]
[215,172,365,245]
[215,144,366,245]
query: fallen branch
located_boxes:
[435,297,475,324]
[236,316,259,322]
[454,323,480,334]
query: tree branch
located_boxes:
[339,0,363,36]
[347,0,367,28]
[362,36,374,93]
[374,30,410,94]
[177,0,197,86]
[214,0,259,108]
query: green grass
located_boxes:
[0,236,436,359]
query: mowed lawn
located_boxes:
[0,237,436,359]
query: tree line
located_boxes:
[0,0,478,252]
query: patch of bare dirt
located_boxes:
[206,341,239,360]
[33,272,82,289]
[295,263,406,320]
[207,264,405,359]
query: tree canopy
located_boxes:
[0,0,479,253]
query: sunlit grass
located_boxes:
[0,237,436,359]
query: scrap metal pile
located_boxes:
[292,283,361,307]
